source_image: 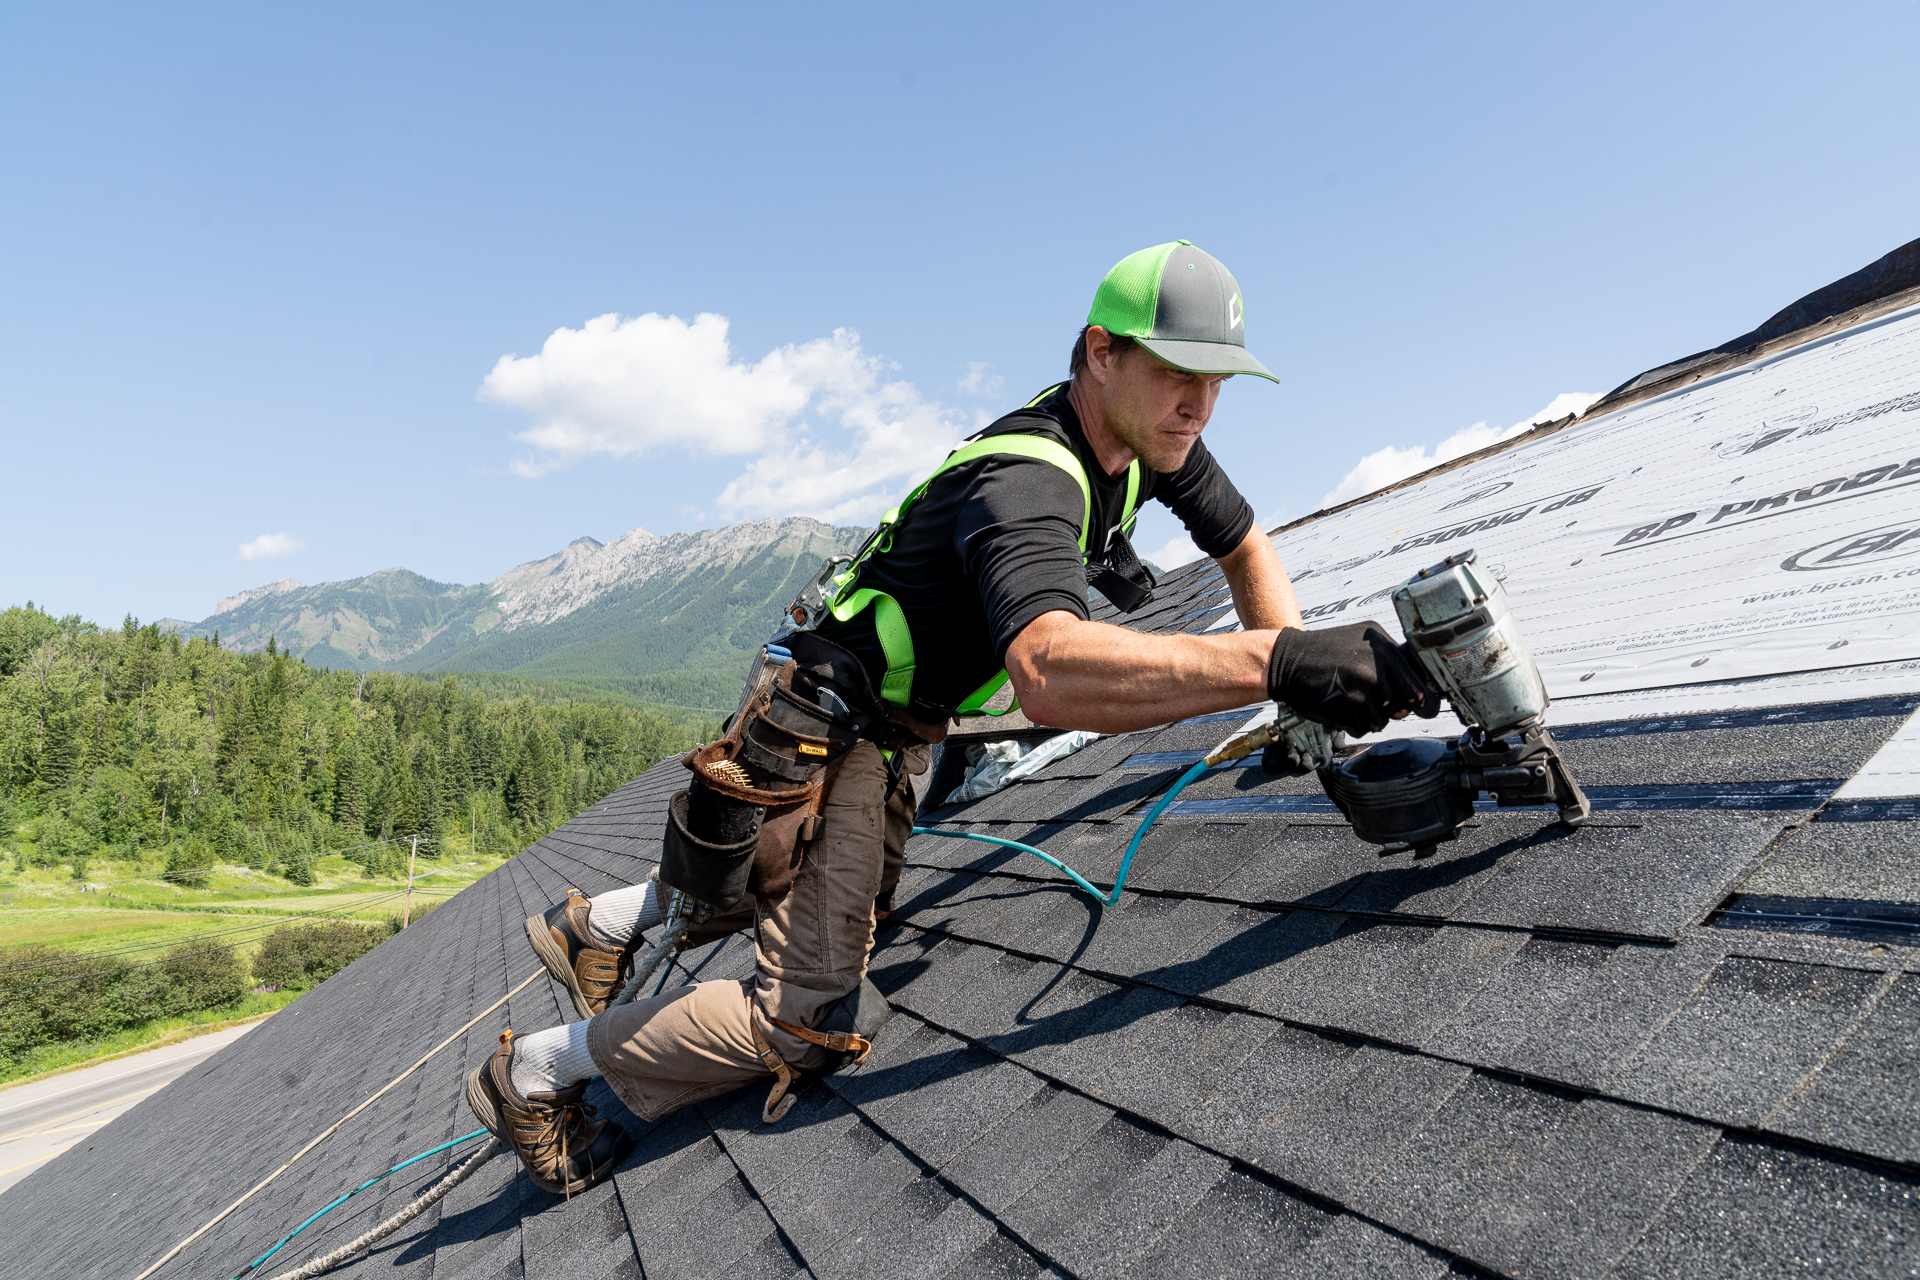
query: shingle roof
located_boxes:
[8,261,1920,1279]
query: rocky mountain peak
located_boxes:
[486,517,851,630]
[213,579,301,616]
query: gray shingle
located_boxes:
[920,948,1061,1042]
[805,1176,957,1280]
[871,1044,1048,1169]
[1125,1170,1449,1280]
[989,970,1175,1082]
[1152,905,1349,1005]
[1120,819,1272,895]
[1334,814,1548,918]
[700,1085,864,1207]
[1450,813,1779,939]
[1607,956,1887,1127]
[940,1084,1115,1214]
[828,1023,971,1121]
[1068,893,1238,983]
[1087,1004,1277,1131]
[776,1120,925,1261]
[1257,920,1528,1047]
[1045,1136,1228,1280]
[1610,1136,1920,1280]
[1208,823,1379,906]
[1423,935,1618,1064]
[949,1229,1062,1279]
[1741,820,1920,904]
[1171,1020,1363,1156]
[1499,939,1723,1090]
[1248,1044,1471,1199]
[1355,1075,1718,1280]
[1770,973,1920,1163]
[998,1114,1169,1256]
[1557,716,1903,786]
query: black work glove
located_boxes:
[1261,728,1349,776]
[1266,621,1441,737]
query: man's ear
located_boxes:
[1084,325,1114,383]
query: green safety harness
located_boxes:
[827,402,1141,718]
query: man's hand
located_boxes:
[1261,728,1348,776]
[1266,622,1439,736]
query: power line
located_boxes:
[0,887,462,975]
[0,892,446,993]
[12,833,454,889]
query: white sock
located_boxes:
[510,1020,596,1098]
[585,881,660,948]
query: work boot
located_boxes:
[526,888,633,1020]
[466,1030,628,1196]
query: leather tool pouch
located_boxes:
[660,790,758,909]
[676,632,892,905]
[1087,527,1157,613]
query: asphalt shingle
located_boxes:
[1609,1135,1920,1280]
[1606,955,1887,1127]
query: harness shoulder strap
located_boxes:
[828,428,1141,712]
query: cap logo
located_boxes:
[1228,292,1243,331]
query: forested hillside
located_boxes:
[0,605,703,887]
[183,517,867,713]
[413,525,865,710]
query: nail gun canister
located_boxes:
[1391,550,1549,737]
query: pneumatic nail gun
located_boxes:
[1313,549,1590,856]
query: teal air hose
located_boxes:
[236,731,1262,1278]
[232,1129,491,1278]
[911,756,1214,906]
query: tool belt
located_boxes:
[751,975,894,1122]
[662,632,935,909]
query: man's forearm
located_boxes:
[1218,523,1302,632]
[1007,611,1276,734]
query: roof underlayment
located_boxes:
[8,251,1920,1279]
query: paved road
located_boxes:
[0,1022,260,1198]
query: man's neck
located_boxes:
[1066,376,1137,479]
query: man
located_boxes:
[466,242,1436,1193]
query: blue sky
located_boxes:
[4,2,1917,624]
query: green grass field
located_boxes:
[0,846,501,1084]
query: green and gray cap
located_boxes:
[1088,240,1277,382]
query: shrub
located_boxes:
[0,940,253,1065]
[163,838,215,888]
[151,942,249,1016]
[384,893,445,935]
[252,921,384,990]
[0,946,124,1058]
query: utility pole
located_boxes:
[402,835,419,927]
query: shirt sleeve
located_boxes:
[945,455,1094,663]
[1152,438,1256,559]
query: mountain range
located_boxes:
[178,517,869,712]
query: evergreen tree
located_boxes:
[331,736,367,835]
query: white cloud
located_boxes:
[1318,392,1600,509]
[481,311,977,522]
[958,362,1003,397]
[237,532,303,561]
[1141,534,1202,570]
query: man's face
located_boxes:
[1088,330,1231,472]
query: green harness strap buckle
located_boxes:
[828,429,1142,711]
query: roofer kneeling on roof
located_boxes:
[466,242,1439,1193]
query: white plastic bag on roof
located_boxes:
[942,730,1101,804]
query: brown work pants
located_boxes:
[586,740,925,1121]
